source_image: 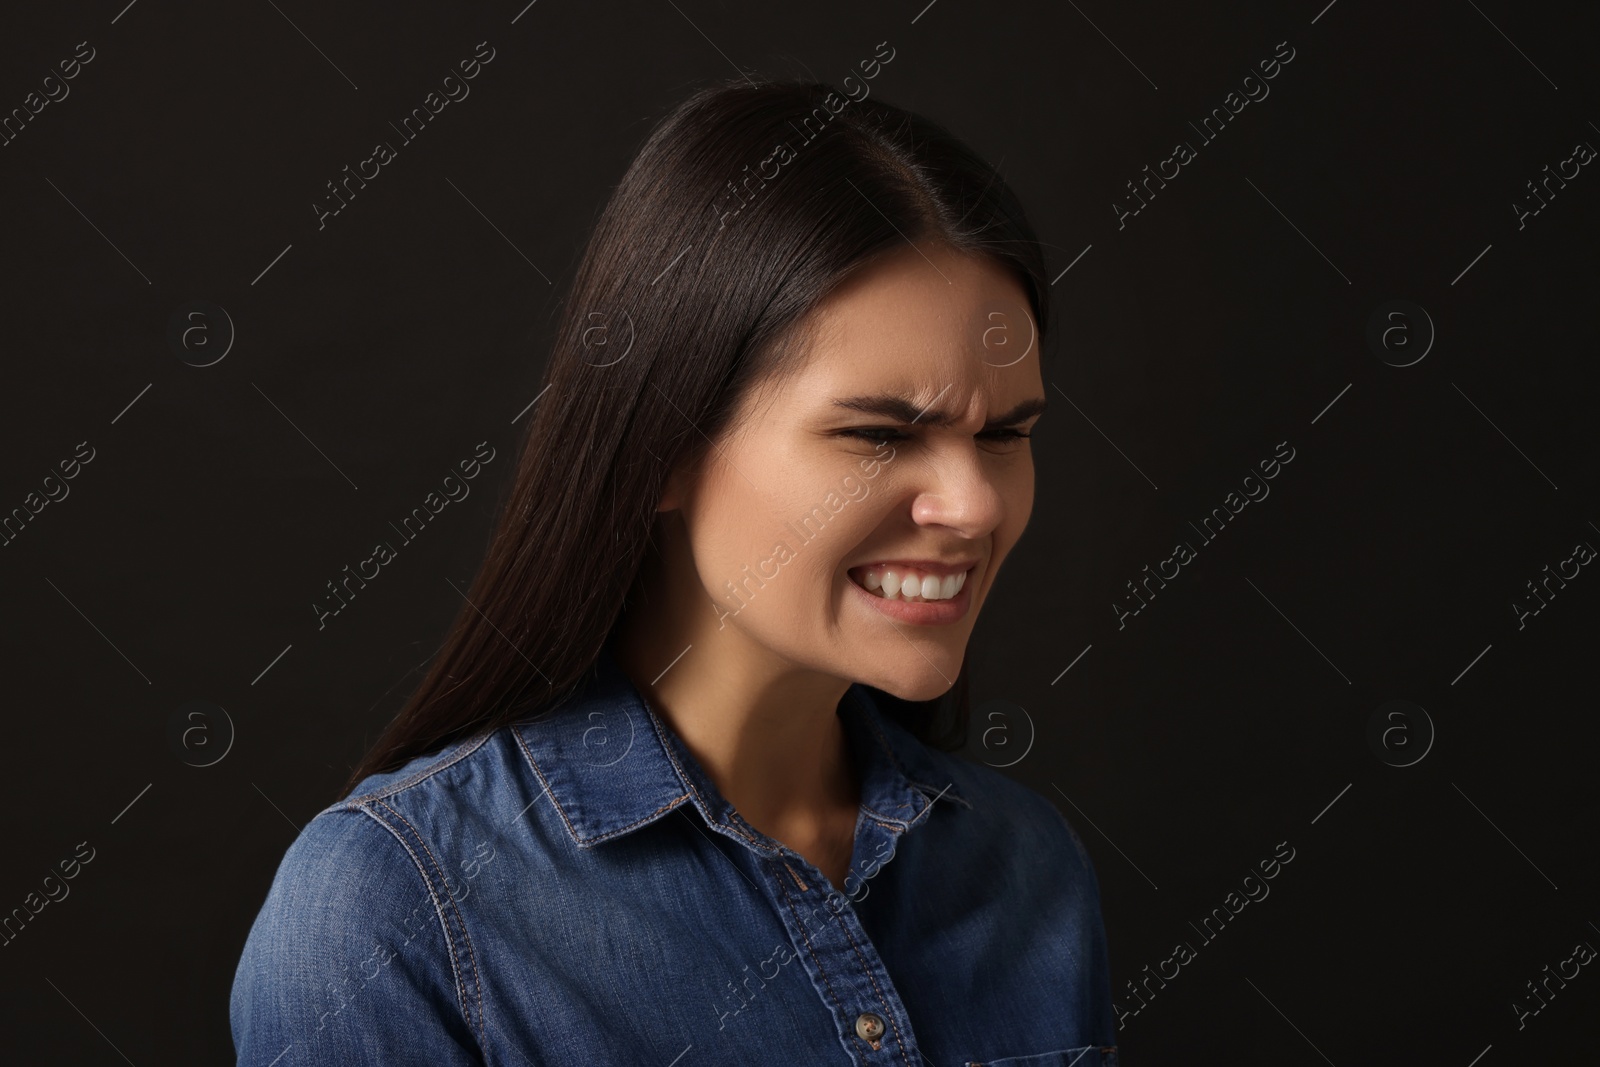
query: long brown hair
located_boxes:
[340,77,1050,799]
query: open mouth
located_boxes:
[847,564,972,603]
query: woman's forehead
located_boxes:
[813,247,1031,332]
[798,319,1039,396]
[739,246,1039,421]
[800,258,1030,365]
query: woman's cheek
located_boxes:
[1016,457,1037,523]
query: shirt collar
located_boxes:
[510,636,971,852]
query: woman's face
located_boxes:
[662,241,1046,702]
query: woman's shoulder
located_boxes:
[230,800,485,1061]
[230,727,531,1062]
[333,721,550,838]
[241,727,507,928]
[337,724,505,808]
[256,724,542,922]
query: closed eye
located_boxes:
[836,427,1033,443]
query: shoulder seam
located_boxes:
[343,728,500,807]
[358,800,486,1050]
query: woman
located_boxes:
[231,77,1118,1066]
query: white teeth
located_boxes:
[853,566,969,602]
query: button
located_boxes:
[854,1012,886,1041]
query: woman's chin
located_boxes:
[861,668,961,704]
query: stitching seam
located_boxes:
[372,798,487,1048]
[776,871,850,1052]
[358,804,472,1040]
[511,726,692,846]
[835,909,916,1067]
[350,728,499,804]
[647,707,776,853]
[783,861,810,891]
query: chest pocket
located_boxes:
[966,1045,1119,1067]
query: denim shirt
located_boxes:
[230,640,1118,1066]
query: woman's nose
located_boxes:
[907,447,1010,537]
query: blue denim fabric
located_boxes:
[230,636,1117,1066]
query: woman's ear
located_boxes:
[658,456,691,512]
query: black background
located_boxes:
[2,1,1596,1063]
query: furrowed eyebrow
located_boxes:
[830,394,1047,429]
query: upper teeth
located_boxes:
[855,566,968,602]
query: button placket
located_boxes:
[767,821,922,1067]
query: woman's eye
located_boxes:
[837,427,1033,444]
[839,428,908,443]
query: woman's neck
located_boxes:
[610,544,863,869]
[614,608,860,829]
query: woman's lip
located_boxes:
[846,567,973,625]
